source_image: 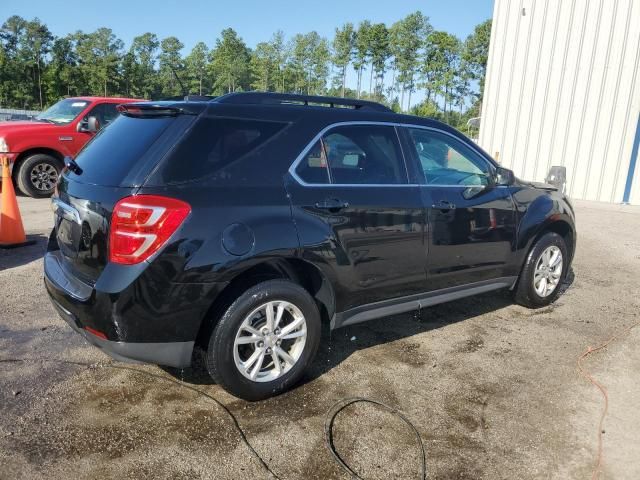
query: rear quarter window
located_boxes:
[156,117,287,184]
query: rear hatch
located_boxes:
[52,103,201,285]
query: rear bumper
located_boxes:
[43,249,214,369]
[48,294,194,367]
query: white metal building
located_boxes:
[479,0,640,205]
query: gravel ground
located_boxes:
[1,196,639,479]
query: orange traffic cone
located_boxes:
[0,156,34,248]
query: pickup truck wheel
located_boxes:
[514,232,568,308]
[16,154,62,198]
[206,279,321,401]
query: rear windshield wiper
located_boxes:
[64,156,83,175]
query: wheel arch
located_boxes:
[535,219,575,260]
[513,215,575,289]
[522,216,575,261]
[194,257,335,347]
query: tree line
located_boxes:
[0,13,491,129]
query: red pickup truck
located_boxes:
[0,97,140,197]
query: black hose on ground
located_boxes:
[324,397,428,480]
[0,358,428,480]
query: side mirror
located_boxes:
[495,167,515,186]
[545,166,567,193]
[342,153,363,167]
[76,116,99,133]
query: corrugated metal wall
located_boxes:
[479,0,640,204]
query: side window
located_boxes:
[85,104,120,130]
[407,128,492,186]
[324,125,406,185]
[159,117,286,183]
[296,140,330,184]
[101,104,120,126]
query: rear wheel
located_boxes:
[16,154,62,198]
[205,279,321,401]
[514,232,568,308]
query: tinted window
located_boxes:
[161,118,286,183]
[296,140,330,184]
[408,128,491,186]
[323,125,406,185]
[72,115,174,186]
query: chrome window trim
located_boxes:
[288,121,497,188]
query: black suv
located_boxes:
[45,93,576,400]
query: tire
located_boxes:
[514,232,568,308]
[15,154,62,198]
[206,279,321,401]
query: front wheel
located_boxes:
[16,154,62,198]
[205,280,321,401]
[514,232,568,308]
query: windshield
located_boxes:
[35,99,91,125]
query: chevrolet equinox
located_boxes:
[45,92,576,400]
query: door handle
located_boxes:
[315,198,350,212]
[432,200,456,210]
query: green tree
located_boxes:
[423,31,460,117]
[332,23,354,97]
[287,34,307,93]
[368,23,390,98]
[21,18,53,107]
[127,33,159,98]
[0,12,491,129]
[185,41,209,95]
[353,20,371,98]
[309,34,330,95]
[389,12,431,111]
[0,16,30,107]
[250,41,277,91]
[210,28,250,94]
[453,60,471,115]
[45,35,79,99]
[158,36,185,97]
[74,28,124,96]
[462,19,491,95]
[269,31,288,92]
[288,32,329,95]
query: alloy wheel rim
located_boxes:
[233,300,307,383]
[30,163,58,191]
[533,246,563,297]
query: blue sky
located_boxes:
[3,0,494,105]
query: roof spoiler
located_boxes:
[116,103,200,117]
[215,92,393,113]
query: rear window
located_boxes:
[72,115,174,186]
[155,117,286,183]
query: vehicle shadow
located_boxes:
[165,269,575,388]
[0,234,48,271]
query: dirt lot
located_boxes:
[1,196,639,480]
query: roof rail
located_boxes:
[215,92,393,113]
[158,94,217,102]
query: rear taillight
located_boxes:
[109,195,191,265]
